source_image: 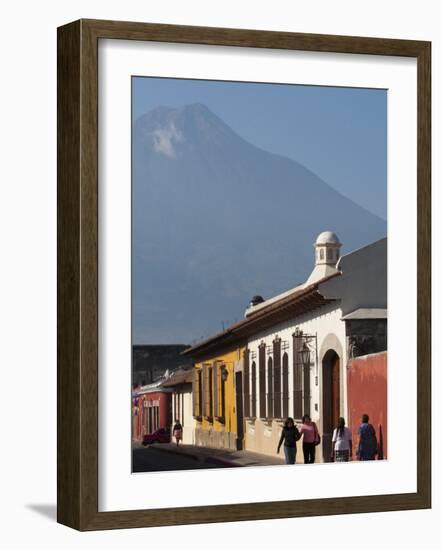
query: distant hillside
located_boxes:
[132,345,191,386]
[133,103,386,344]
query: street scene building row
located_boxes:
[132,231,388,463]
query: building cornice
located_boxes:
[183,273,340,359]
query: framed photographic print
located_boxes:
[57,19,431,530]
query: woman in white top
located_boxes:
[331,417,352,462]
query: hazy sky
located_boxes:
[133,77,387,219]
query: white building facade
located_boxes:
[242,232,387,462]
[244,301,346,462]
[162,368,196,445]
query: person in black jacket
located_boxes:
[172,419,183,446]
[277,417,301,464]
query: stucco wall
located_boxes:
[171,387,196,445]
[194,426,237,450]
[244,418,305,462]
[245,302,346,462]
[133,391,172,440]
[347,351,388,459]
[319,237,387,316]
[194,346,244,449]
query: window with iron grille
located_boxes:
[267,356,273,419]
[303,355,311,417]
[273,338,282,418]
[259,344,266,418]
[282,352,289,419]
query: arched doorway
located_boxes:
[322,349,340,462]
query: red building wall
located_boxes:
[132,390,172,441]
[347,351,387,459]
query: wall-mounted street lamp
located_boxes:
[299,342,311,369]
[221,367,228,382]
[294,332,319,386]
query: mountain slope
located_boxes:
[133,103,386,344]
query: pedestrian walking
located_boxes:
[299,414,320,464]
[173,419,183,446]
[277,417,301,464]
[356,414,378,461]
[331,417,352,462]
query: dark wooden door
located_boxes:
[235,371,244,450]
[322,350,341,462]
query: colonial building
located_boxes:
[162,368,196,445]
[184,232,387,462]
[243,232,387,461]
[182,342,247,451]
[132,376,173,442]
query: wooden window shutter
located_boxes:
[201,365,207,417]
[213,363,219,417]
[193,370,200,417]
[206,366,211,418]
[221,368,226,419]
[198,369,203,417]
[273,338,282,418]
[267,357,273,419]
[243,349,250,417]
[218,365,223,418]
[259,344,266,418]
[208,366,213,418]
[282,353,289,419]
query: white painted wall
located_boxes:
[245,301,346,458]
[320,238,387,315]
[171,388,196,445]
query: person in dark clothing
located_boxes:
[356,414,378,460]
[172,419,183,446]
[277,417,301,464]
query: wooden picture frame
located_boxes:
[57,18,431,531]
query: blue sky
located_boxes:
[133,77,387,219]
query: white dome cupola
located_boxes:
[314,231,341,266]
[306,231,342,284]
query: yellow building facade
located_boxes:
[190,344,246,451]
